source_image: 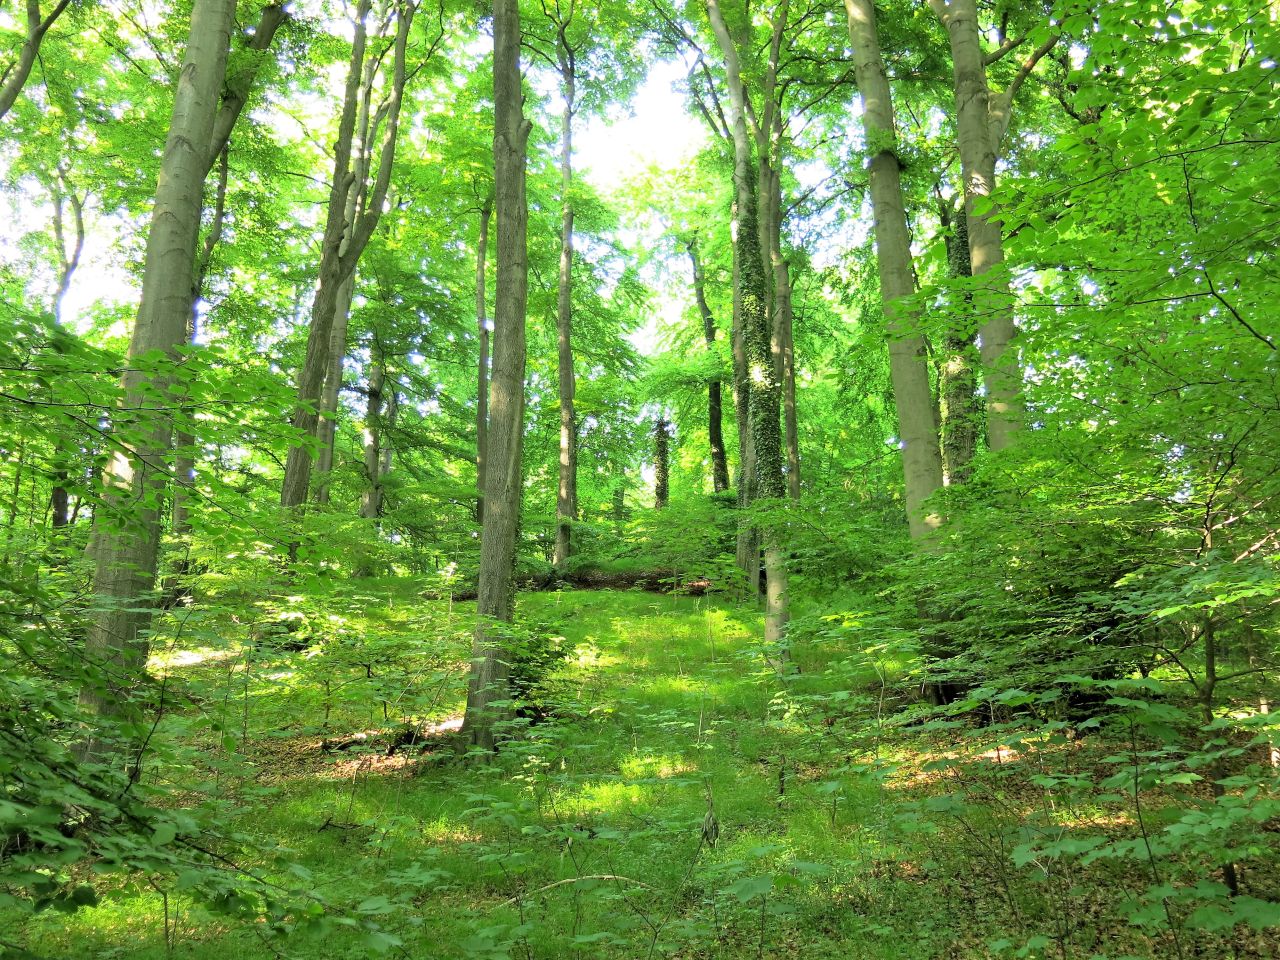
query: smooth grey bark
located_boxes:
[845,0,944,540]
[687,237,730,493]
[280,0,412,516]
[0,0,72,120]
[475,194,493,523]
[461,0,531,751]
[929,0,1056,452]
[311,274,354,506]
[707,0,788,664]
[553,51,577,569]
[82,0,237,719]
[314,16,380,506]
[654,416,670,509]
[170,5,288,528]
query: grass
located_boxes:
[6,583,1277,959]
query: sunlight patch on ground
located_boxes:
[619,753,696,779]
[150,646,241,670]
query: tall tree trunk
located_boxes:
[553,67,577,569]
[765,177,800,500]
[81,0,237,721]
[49,171,85,531]
[0,0,72,120]
[929,0,1054,451]
[314,22,379,506]
[687,238,730,493]
[475,194,493,523]
[280,0,412,516]
[845,0,944,539]
[707,0,789,665]
[730,214,759,592]
[654,416,670,509]
[754,1,800,500]
[170,4,287,535]
[312,274,354,506]
[461,0,531,752]
[938,203,980,484]
[359,337,386,522]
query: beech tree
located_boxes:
[279,0,417,520]
[81,0,240,722]
[460,0,531,750]
[843,0,943,539]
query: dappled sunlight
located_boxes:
[150,646,242,670]
[619,752,697,779]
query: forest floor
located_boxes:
[10,584,1275,959]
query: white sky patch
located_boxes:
[576,59,706,194]
[574,59,708,357]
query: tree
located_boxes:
[843,0,943,540]
[706,0,789,663]
[279,0,416,520]
[474,192,493,522]
[460,0,532,751]
[0,0,74,120]
[928,0,1057,452]
[81,0,239,725]
[687,236,730,492]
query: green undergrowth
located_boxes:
[5,584,1277,960]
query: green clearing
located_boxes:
[9,584,1274,960]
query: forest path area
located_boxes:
[13,586,1270,960]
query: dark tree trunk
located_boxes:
[654,417,671,509]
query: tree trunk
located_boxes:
[654,416,670,509]
[461,0,531,752]
[0,0,73,120]
[280,0,412,516]
[845,0,944,540]
[81,0,237,722]
[765,175,800,500]
[687,238,730,493]
[312,274,354,506]
[49,172,85,531]
[938,204,980,484]
[707,0,789,665]
[930,0,1027,451]
[359,338,386,522]
[475,194,492,523]
[553,68,577,569]
[730,209,760,593]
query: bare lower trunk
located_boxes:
[82,0,237,721]
[654,417,670,509]
[688,238,730,493]
[553,75,577,569]
[313,273,355,506]
[359,339,386,522]
[475,195,492,523]
[461,0,531,751]
[845,0,944,539]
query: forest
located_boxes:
[1,0,1278,957]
